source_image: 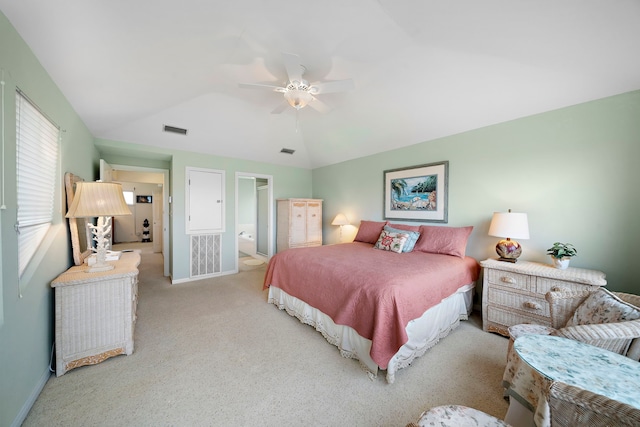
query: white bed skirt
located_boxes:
[267,283,474,383]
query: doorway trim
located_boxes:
[235,172,273,272]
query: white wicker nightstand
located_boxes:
[480,259,606,336]
[51,252,140,376]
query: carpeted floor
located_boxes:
[23,251,509,426]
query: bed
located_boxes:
[263,221,480,383]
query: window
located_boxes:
[123,191,134,205]
[16,90,59,277]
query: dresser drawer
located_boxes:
[486,305,551,329]
[488,288,550,317]
[486,269,533,292]
[536,278,597,294]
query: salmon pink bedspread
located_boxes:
[263,242,480,369]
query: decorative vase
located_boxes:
[551,256,571,270]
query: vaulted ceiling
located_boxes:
[2,1,639,169]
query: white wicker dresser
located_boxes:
[480,259,606,336]
[51,251,140,376]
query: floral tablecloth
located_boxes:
[503,334,640,427]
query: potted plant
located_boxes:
[546,242,577,270]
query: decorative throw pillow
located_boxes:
[373,230,409,253]
[413,225,473,258]
[565,288,640,327]
[354,220,388,244]
[384,225,420,252]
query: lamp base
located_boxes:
[83,216,114,273]
[495,238,522,262]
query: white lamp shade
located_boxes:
[65,181,132,218]
[331,213,350,226]
[488,211,529,239]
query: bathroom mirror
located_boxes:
[64,172,93,265]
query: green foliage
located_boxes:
[546,242,578,259]
[411,175,437,193]
[391,179,407,198]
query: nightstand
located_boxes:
[480,259,606,336]
[51,252,141,376]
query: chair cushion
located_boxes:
[565,288,640,327]
[412,405,510,427]
[508,324,555,341]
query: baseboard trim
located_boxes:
[171,268,236,284]
[11,367,51,427]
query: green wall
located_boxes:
[1,11,99,427]
[313,90,640,294]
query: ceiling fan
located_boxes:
[239,52,355,114]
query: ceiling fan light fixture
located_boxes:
[284,89,313,110]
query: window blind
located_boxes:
[16,90,59,277]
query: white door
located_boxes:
[152,187,162,253]
[99,159,114,247]
[186,168,225,233]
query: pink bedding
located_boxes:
[263,242,480,369]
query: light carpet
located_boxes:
[23,251,509,426]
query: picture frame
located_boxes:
[136,195,152,203]
[384,161,448,223]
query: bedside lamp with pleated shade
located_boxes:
[488,209,529,263]
[66,181,132,272]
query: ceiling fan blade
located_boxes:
[239,83,285,92]
[310,79,355,94]
[308,96,332,114]
[282,52,303,83]
[270,102,289,114]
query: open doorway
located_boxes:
[235,172,273,271]
[101,160,170,277]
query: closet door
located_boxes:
[186,167,225,233]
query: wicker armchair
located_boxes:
[545,289,640,360]
[507,289,640,361]
[548,381,640,427]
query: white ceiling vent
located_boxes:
[280,148,295,154]
[163,125,188,135]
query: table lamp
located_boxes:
[488,209,529,262]
[331,213,350,242]
[66,181,132,272]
